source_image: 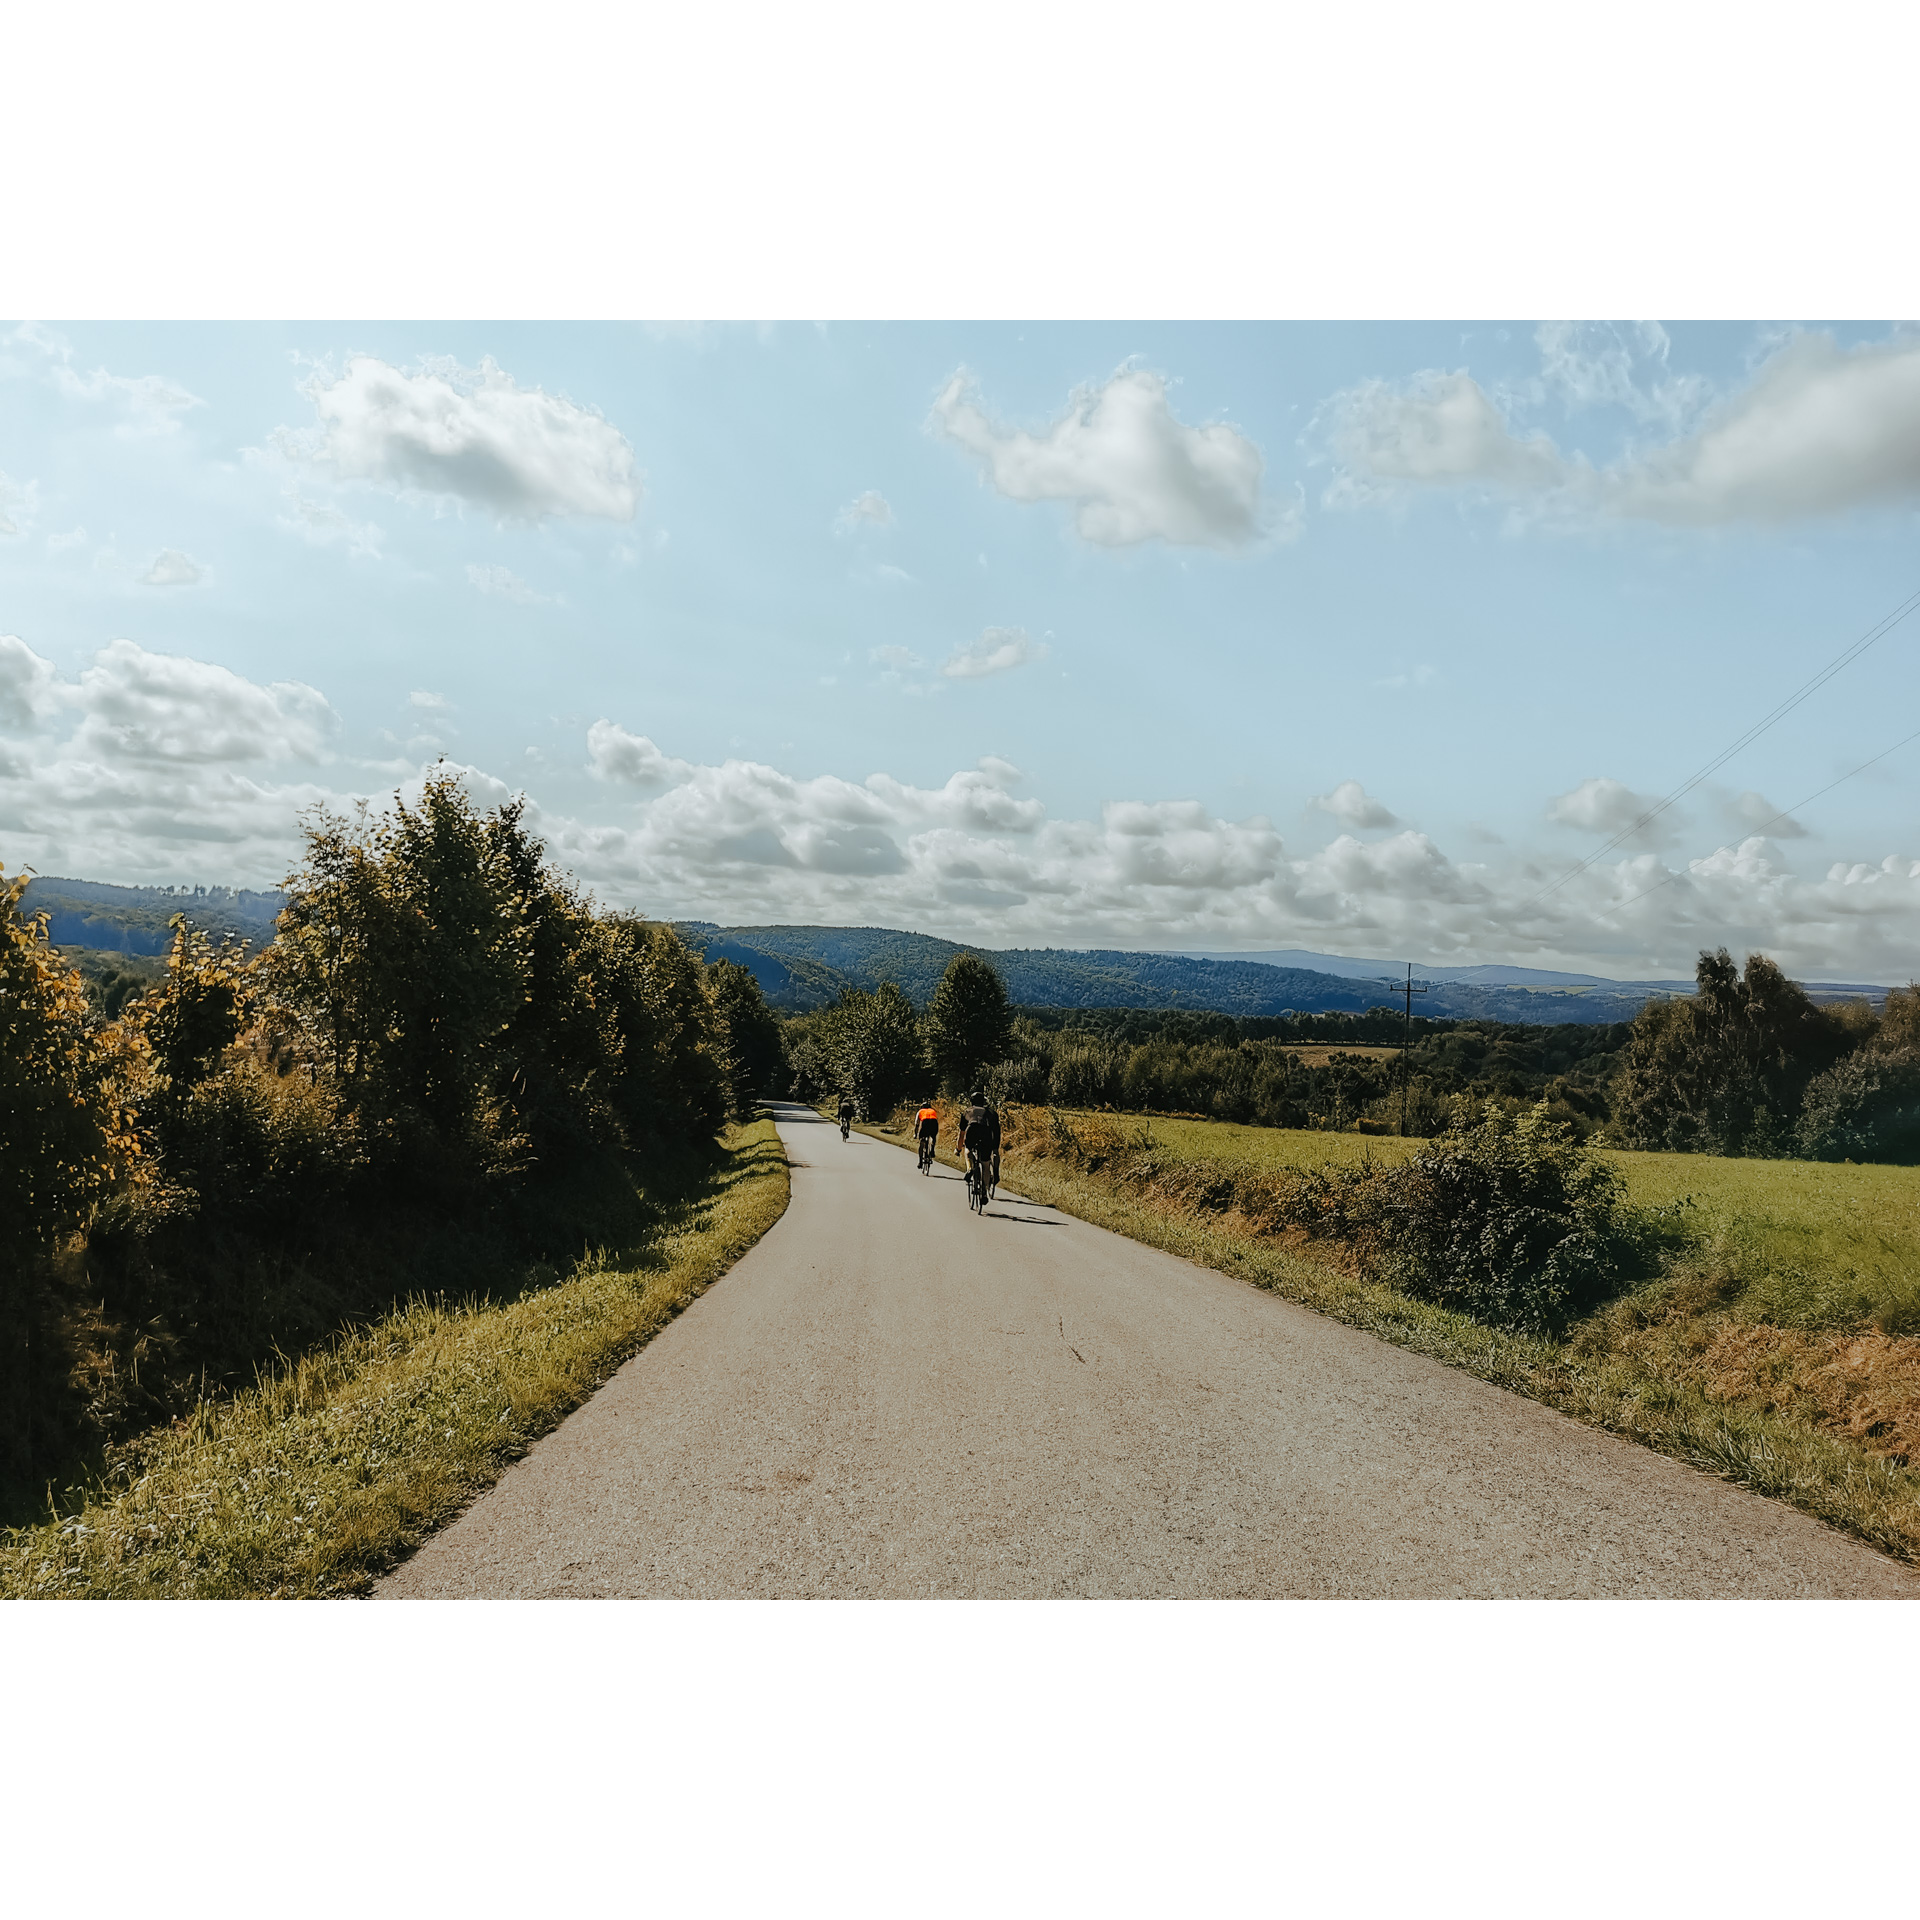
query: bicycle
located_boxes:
[839,1113,852,1142]
[965,1152,989,1214]
[917,1131,936,1173]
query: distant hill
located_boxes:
[1173,945,1890,1005]
[675,923,1690,1026]
[19,877,285,956]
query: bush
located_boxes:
[1793,1049,1920,1163]
[1368,1103,1636,1334]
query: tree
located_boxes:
[706,958,783,1120]
[925,951,1013,1094]
[1,865,149,1484]
[829,982,924,1118]
[1612,948,1848,1155]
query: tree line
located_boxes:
[774,946,1920,1164]
[1,775,783,1492]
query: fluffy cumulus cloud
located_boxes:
[140,549,204,588]
[586,720,697,790]
[1311,780,1400,830]
[930,365,1268,548]
[1604,332,1920,524]
[941,626,1046,679]
[1322,328,1920,526]
[10,641,1920,978]
[0,639,343,883]
[0,634,58,730]
[1548,776,1671,845]
[288,356,638,522]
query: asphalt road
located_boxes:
[377,1104,1918,1599]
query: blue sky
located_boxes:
[4,317,1919,980]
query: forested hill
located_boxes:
[674,922,1676,1026]
[20,876,285,955]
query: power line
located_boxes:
[1604,720,1920,916]
[1523,581,1920,908]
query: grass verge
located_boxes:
[0,1117,789,1599]
[865,1102,1920,1565]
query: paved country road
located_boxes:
[378,1104,1918,1599]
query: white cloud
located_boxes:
[1602,331,1920,524]
[586,720,696,789]
[9,648,1920,977]
[46,526,88,554]
[930,365,1267,549]
[1548,776,1673,845]
[466,563,551,604]
[1322,370,1566,504]
[869,645,924,670]
[836,490,894,533]
[1311,780,1400,830]
[0,635,58,731]
[67,640,339,765]
[141,549,204,588]
[288,356,638,522]
[409,689,451,713]
[1323,329,1920,527]
[941,626,1047,680]
[1734,790,1809,839]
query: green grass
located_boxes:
[891,1105,1920,1565]
[1124,1112,1920,1334]
[0,1118,790,1599]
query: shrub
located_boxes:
[1367,1102,1636,1334]
[1793,1049,1920,1164]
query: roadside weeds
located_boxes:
[0,1118,790,1599]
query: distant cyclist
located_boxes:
[958,1089,1001,1198]
[914,1098,940,1171]
[837,1092,856,1140]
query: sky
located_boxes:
[4,317,1920,981]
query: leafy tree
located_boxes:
[829,982,924,1117]
[1794,1049,1920,1162]
[925,951,1013,1094]
[1612,949,1847,1155]
[706,957,783,1119]
[1,866,149,1484]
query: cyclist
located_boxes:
[957,1088,1001,1201]
[837,1092,856,1140]
[914,1098,940,1171]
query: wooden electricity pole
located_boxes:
[1381,963,1430,1135]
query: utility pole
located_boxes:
[1380,963,1430,1134]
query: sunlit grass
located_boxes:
[867,1105,1920,1566]
[0,1119,790,1599]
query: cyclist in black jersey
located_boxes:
[837,1092,855,1140]
[957,1090,1001,1200]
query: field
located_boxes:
[1276,1044,1402,1068]
[1119,1113,1920,1332]
[945,1104,1920,1561]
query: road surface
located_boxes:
[377,1104,1918,1598]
